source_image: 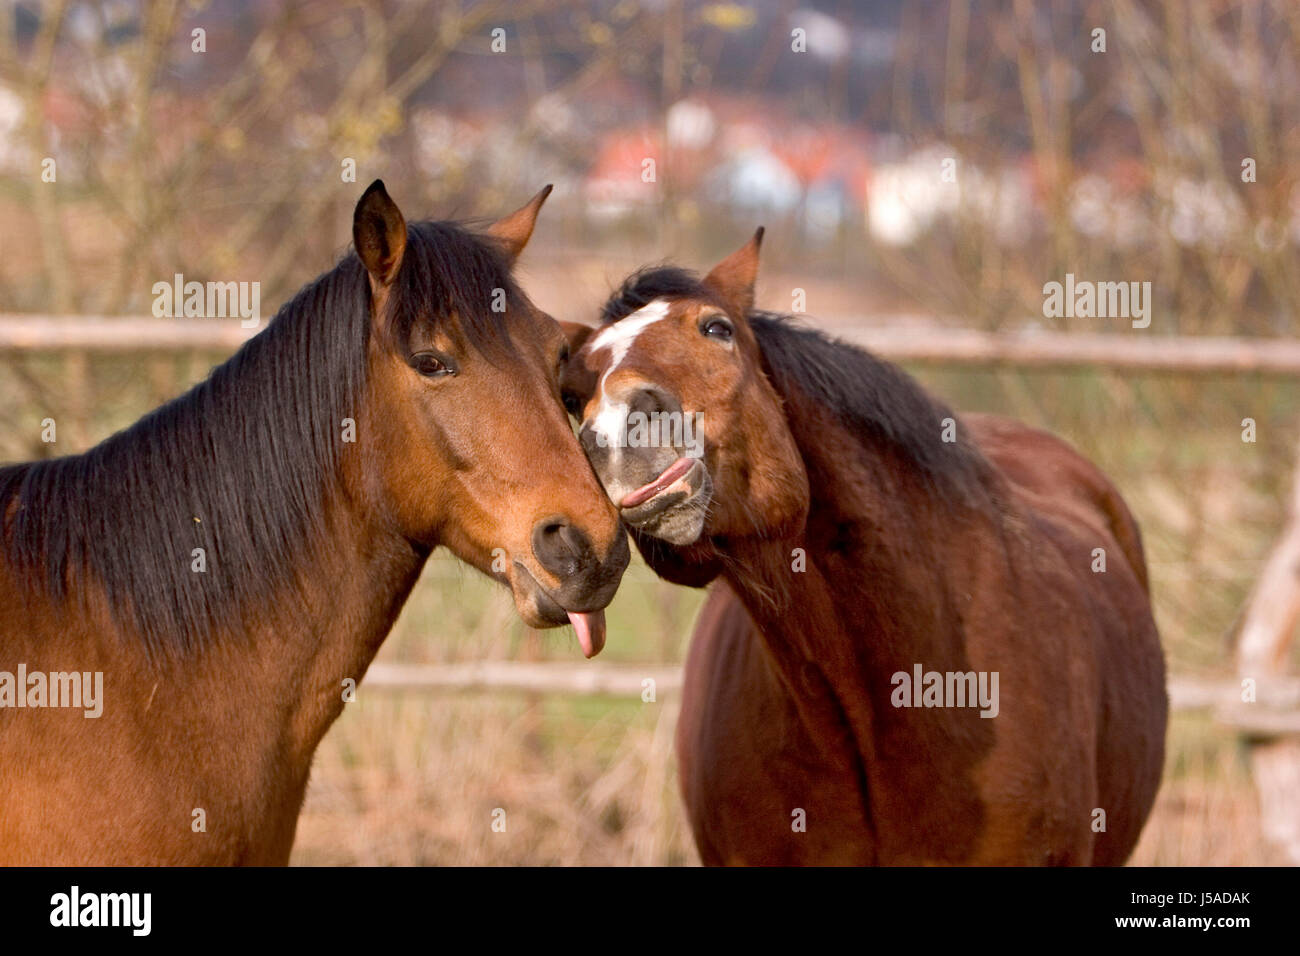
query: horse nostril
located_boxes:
[532,515,596,579]
[628,385,680,420]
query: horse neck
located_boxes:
[197,371,435,762]
[715,381,996,755]
[126,332,429,764]
[247,497,428,761]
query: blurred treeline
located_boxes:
[0,0,1297,334]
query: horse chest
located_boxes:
[679,599,874,865]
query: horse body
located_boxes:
[562,233,1168,865]
[676,409,1166,865]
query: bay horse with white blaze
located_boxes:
[0,181,628,864]
[561,231,1168,865]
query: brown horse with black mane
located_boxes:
[0,181,628,864]
[561,231,1167,865]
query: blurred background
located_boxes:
[2,0,1299,865]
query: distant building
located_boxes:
[583,127,661,219]
[0,83,25,173]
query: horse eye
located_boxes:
[411,352,454,378]
[701,315,733,341]
[561,391,584,417]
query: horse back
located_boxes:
[965,412,1150,593]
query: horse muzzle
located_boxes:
[616,455,712,545]
[508,525,629,657]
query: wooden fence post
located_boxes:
[1231,437,1300,863]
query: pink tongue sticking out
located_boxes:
[568,609,607,659]
[620,457,695,508]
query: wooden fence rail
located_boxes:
[0,316,254,352]
[365,661,681,697]
[5,314,1300,376]
[364,662,1299,715]
[839,327,1300,376]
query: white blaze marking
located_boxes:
[588,298,672,371]
[587,299,672,456]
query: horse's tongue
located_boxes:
[621,456,694,508]
[568,609,607,659]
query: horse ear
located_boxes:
[559,320,596,355]
[703,227,764,317]
[353,180,407,288]
[487,184,553,263]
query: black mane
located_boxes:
[600,266,723,324]
[0,220,522,656]
[601,266,988,495]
